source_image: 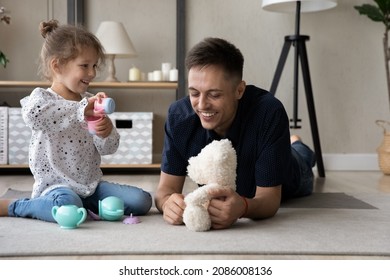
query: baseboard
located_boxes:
[154,153,379,171]
[321,153,379,171]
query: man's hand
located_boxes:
[207,187,246,230]
[161,193,186,225]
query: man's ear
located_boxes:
[236,80,246,100]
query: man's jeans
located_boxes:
[290,140,316,198]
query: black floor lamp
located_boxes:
[262,0,337,178]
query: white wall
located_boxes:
[0,0,388,167]
[186,0,389,156]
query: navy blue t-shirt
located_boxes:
[161,85,299,198]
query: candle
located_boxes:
[153,70,163,81]
[147,72,154,81]
[169,69,178,82]
[161,62,172,81]
[129,66,141,81]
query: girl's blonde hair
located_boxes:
[38,19,105,81]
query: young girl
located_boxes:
[0,20,152,222]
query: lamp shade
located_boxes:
[262,0,337,13]
[95,21,137,57]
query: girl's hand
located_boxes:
[85,92,108,117]
[93,91,108,105]
[94,115,113,138]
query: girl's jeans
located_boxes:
[8,181,152,222]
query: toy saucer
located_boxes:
[123,213,141,224]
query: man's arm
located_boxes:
[155,171,187,225]
[248,185,282,219]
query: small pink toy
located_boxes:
[87,209,101,221]
[85,115,104,135]
[94,97,115,115]
[123,213,141,224]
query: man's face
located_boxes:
[188,65,245,137]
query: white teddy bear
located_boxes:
[183,139,237,232]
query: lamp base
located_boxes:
[105,54,120,83]
[104,76,120,83]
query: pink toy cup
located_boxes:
[85,115,103,135]
[94,97,115,115]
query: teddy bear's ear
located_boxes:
[187,156,208,184]
[186,139,237,186]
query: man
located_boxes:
[155,37,316,230]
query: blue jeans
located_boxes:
[8,181,152,223]
[289,140,316,198]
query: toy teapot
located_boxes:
[52,205,87,229]
[98,196,124,221]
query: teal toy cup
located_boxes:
[98,196,124,221]
[52,205,87,229]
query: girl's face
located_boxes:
[188,64,245,137]
[52,46,99,97]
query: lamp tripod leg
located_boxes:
[292,38,301,129]
[270,40,291,95]
[298,40,325,178]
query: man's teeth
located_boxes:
[202,112,215,117]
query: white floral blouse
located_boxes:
[20,87,120,198]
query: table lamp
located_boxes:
[95,21,137,82]
[261,0,337,178]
